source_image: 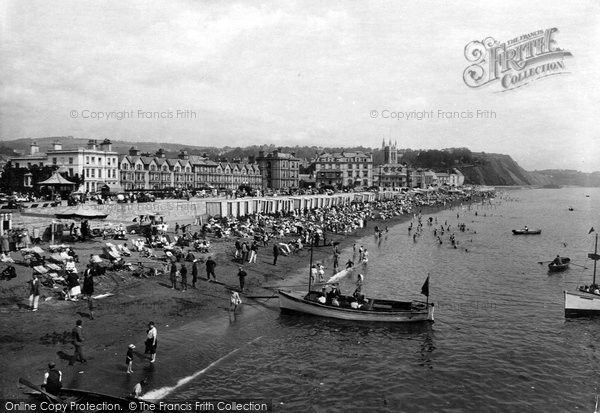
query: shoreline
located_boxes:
[0,196,480,400]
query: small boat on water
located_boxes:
[19,378,149,410]
[564,233,600,317]
[512,228,542,235]
[278,239,434,322]
[548,257,570,272]
[278,289,434,322]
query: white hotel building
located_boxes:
[11,139,120,193]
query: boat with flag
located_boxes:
[278,239,434,322]
[564,228,600,317]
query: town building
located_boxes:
[314,151,373,189]
[374,139,409,190]
[119,148,261,192]
[9,139,120,192]
[255,149,300,191]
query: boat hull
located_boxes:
[512,229,542,235]
[564,290,600,317]
[278,290,434,322]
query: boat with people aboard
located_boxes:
[278,236,434,322]
[512,227,541,235]
[278,289,434,322]
[564,231,600,317]
[19,378,151,410]
[548,257,570,273]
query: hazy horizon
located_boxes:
[1,1,598,172]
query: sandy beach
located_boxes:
[0,199,468,400]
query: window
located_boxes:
[69,168,74,176]
[91,169,95,178]
[68,157,73,165]
[99,158,102,165]
[91,157,95,163]
[112,170,116,178]
[98,169,102,178]
[52,158,57,165]
[86,156,89,165]
[85,169,90,178]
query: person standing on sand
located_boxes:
[170,262,177,290]
[248,242,257,263]
[237,266,247,292]
[28,272,40,311]
[145,322,157,363]
[230,290,242,313]
[175,222,180,234]
[205,256,217,282]
[71,319,86,364]
[180,263,188,291]
[192,259,198,288]
[272,244,279,265]
[126,344,135,374]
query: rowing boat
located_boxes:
[512,229,542,235]
[548,257,570,272]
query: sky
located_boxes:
[1,0,599,172]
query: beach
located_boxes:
[0,196,472,400]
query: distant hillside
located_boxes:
[533,169,600,187]
[459,152,551,186]
[2,137,597,186]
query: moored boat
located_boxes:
[512,228,542,235]
[564,232,600,317]
[19,378,153,411]
[278,289,434,322]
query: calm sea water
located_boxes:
[140,187,600,412]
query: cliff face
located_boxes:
[459,153,551,186]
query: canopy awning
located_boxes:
[99,182,124,193]
[37,172,77,186]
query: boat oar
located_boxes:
[570,263,588,269]
[538,261,552,265]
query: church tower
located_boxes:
[383,139,398,164]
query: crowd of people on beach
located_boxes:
[0,188,493,399]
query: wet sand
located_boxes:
[0,201,467,399]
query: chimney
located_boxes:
[52,141,62,151]
[99,139,112,151]
[129,146,140,156]
[156,149,166,158]
[30,142,39,155]
[258,150,265,158]
[87,139,97,150]
[178,150,189,160]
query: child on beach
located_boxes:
[126,344,135,374]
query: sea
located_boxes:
[131,187,600,412]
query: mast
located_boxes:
[594,233,598,286]
[307,232,314,293]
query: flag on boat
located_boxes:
[589,227,596,234]
[421,275,430,297]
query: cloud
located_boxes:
[0,0,598,171]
